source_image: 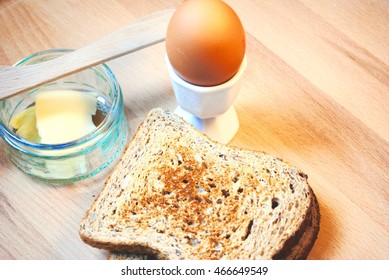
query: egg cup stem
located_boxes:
[174,105,239,144]
[167,55,247,144]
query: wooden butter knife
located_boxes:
[0,9,174,101]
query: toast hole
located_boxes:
[219,154,227,160]
[176,154,183,165]
[289,183,295,193]
[187,221,196,227]
[232,176,239,183]
[226,234,231,239]
[237,187,244,193]
[184,165,193,171]
[242,220,254,241]
[215,242,222,250]
[221,189,230,198]
[162,190,171,195]
[182,179,189,184]
[190,238,200,247]
[271,198,280,209]
[208,183,216,188]
[196,186,207,194]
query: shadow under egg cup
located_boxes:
[166,55,247,144]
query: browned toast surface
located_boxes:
[79,108,320,259]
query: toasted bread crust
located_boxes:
[79,108,320,259]
[273,186,320,259]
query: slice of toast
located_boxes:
[79,108,320,259]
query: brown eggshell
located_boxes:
[166,0,246,86]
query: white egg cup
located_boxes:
[166,54,247,144]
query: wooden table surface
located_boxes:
[0,0,388,260]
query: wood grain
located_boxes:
[0,9,174,100]
[0,0,388,260]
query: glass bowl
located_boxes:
[0,49,128,183]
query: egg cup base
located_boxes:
[175,105,239,144]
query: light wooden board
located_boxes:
[0,0,388,259]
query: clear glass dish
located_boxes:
[0,49,128,183]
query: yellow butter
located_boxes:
[35,90,97,144]
[9,90,98,180]
[10,106,41,143]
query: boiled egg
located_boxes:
[166,0,246,86]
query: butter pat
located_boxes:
[10,106,41,143]
[9,90,99,180]
[35,90,97,144]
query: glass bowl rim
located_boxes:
[1,48,123,152]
